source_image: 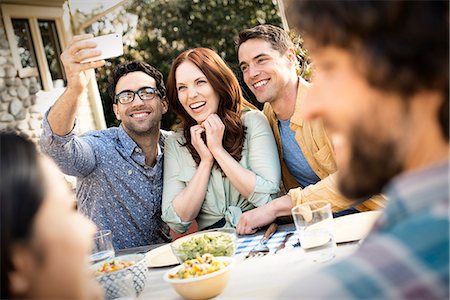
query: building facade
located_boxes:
[0,0,106,142]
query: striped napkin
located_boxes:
[235,230,297,255]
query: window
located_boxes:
[39,20,66,84]
[2,4,69,90]
[12,19,38,69]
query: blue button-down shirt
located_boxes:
[40,111,171,249]
[280,162,449,299]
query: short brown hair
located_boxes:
[108,61,166,103]
[236,24,293,55]
[289,0,449,139]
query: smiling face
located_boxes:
[11,157,101,299]
[238,38,296,104]
[113,71,168,138]
[175,61,220,124]
[303,46,409,197]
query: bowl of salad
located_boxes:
[164,254,234,299]
[91,254,148,298]
[170,228,237,263]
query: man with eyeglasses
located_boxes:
[40,35,171,249]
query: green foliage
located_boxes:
[289,30,313,82]
[88,1,313,130]
[93,0,283,128]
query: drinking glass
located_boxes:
[291,201,336,262]
[89,230,115,264]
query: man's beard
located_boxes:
[123,114,161,137]
[128,121,159,136]
[338,126,404,199]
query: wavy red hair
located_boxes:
[166,48,255,166]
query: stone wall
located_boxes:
[0,13,101,144]
[0,15,42,141]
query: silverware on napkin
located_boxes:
[245,222,278,258]
[275,232,294,254]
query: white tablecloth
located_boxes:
[139,242,358,299]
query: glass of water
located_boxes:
[89,229,115,264]
[291,201,336,262]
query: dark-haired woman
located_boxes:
[1,132,102,299]
[162,48,281,233]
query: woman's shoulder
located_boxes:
[242,108,265,118]
[241,109,268,126]
[165,129,185,146]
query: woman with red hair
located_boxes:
[162,48,281,233]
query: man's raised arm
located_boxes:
[48,34,105,135]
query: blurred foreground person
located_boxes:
[280,1,449,299]
[1,132,103,299]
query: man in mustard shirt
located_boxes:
[236,24,385,234]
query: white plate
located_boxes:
[145,244,179,268]
[333,210,382,243]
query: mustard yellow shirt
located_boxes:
[263,78,386,212]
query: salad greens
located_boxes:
[175,233,235,261]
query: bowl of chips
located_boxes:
[91,254,148,298]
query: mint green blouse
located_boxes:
[162,110,281,233]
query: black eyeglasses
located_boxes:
[114,87,162,104]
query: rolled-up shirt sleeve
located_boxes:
[40,109,96,177]
[161,134,193,233]
[287,172,387,212]
[244,110,281,206]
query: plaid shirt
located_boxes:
[280,162,449,299]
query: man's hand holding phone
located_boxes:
[48,33,122,136]
[60,33,123,93]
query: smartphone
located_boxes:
[80,33,123,63]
